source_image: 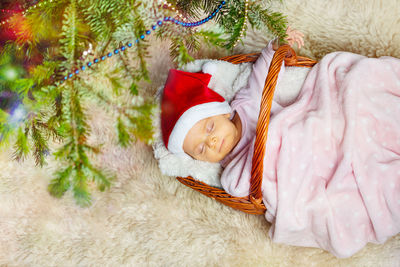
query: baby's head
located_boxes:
[161,69,240,163]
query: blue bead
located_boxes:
[88,62,93,66]
[75,70,79,74]
[60,80,64,83]
[101,56,106,60]
[69,73,73,78]
[152,25,156,30]
[94,58,99,63]
[135,39,139,43]
[140,35,145,39]
[114,49,119,54]
[127,43,132,47]
[121,46,126,51]
[64,76,67,80]
[157,20,162,25]
[213,12,216,16]
[219,4,222,8]
[146,30,150,35]
[107,52,112,57]
[81,66,86,70]
[222,1,225,5]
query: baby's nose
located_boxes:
[207,136,217,148]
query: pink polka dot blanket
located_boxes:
[258,52,400,257]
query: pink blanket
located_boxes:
[262,52,400,257]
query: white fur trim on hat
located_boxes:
[168,101,231,154]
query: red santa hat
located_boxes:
[161,69,231,155]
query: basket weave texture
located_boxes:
[177,45,317,215]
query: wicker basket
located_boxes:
[177,45,317,215]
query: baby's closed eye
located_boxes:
[196,143,205,155]
[206,120,215,133]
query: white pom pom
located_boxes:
[202,62,218,75]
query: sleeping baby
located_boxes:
[158,29,400,258]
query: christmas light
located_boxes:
[4,68,18,80]
[0,66,19,81]
[8,103,27,125]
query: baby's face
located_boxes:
[183,113,240,163]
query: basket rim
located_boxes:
[176,47,317,214]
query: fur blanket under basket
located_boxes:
[1,0,399,266]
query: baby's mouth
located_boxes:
[219,139,224,153]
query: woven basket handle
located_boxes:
[249,45,297,208]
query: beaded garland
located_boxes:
[59,1,226,85]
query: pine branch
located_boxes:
[247,3,287,42]
[79,79,154,146]
[131,7,150,82]
[72,166,91,206]
[196,30,226,48]
[126,101,154,144]
[105,68,125,96]
[217,0,247,49]
[30,121,49,167]
[117,116,131,147]
[0,109,13,148]
[169,36,195,67]
[12,125,30,162]
[117,52,139,96]
[48,80,112,206]
[48,165,72,198]
[60,0,78,65]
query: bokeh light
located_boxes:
[8,102,27,124]
[1,65,19,80]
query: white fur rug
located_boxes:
[1,0,400,266]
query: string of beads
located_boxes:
[233,0,248,47]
